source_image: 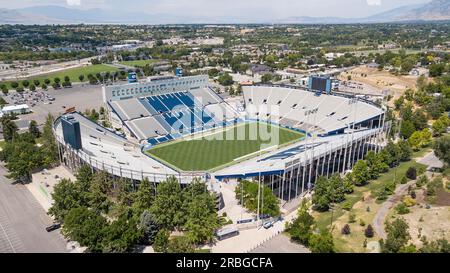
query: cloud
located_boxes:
[366,0,381,5]
[66,0,81,6]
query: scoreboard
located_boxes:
[308,76,332,94]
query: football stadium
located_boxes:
[54,74,387,202]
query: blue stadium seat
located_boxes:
[157,94,184,111]
[175,92,196,108]
[147,97,168,113]
[148,138,158,146]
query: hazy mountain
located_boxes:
[0,8,64,24]
[0,0,448,25]
[365,0,450,22]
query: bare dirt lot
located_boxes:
[338,65,423,102]
[386,176,450,248]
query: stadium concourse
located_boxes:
[54,75,387,203]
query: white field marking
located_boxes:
[233,144,279,162]
[0,220,15,253]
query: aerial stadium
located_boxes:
[54,74,388,203]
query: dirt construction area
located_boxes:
[338,65,421,102]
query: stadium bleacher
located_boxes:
[243,86,383,135]
[109,87,239,145]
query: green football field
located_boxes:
[146,122,304,171]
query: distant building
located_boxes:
[409,67,429,77]
[1,104,31,116]
[367,63,379,69]
[248,64,271,76]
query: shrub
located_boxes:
[427,177,443,196]
[406,167,417,180]
[376,190,388,201]
[341,201,352,211]
[400,176,408,184]
[359,219,366,227]
[365,224,374,238]
[348,212,356,223]
[395,203,410,215]
[416,175,428,188]
[402,196,416,207]
[341,224,351,235]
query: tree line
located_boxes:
[49,170,223,253]
[0,114,58,181]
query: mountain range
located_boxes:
[0,0,449,25]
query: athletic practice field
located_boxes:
[146,122,304,171]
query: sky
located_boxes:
[0,0,431,19]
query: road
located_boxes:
[372,180,416,240]
[0,56,102,82]
[0,165,68,253]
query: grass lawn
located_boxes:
[146,122,304,172]
[1,64,119,89]
[119,60,159,67]
[312,149,429,252]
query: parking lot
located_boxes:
[2,83,104,126]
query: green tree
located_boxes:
[28,120,40,139]
[433,135,450,165]
[398,140,412,162]
[167,236,195,253]
[101,213,142,253]
[62,207,107,253]
[89,171,113,213]
[432,115,450,136]
[153,229,170,253]
[400,120,416,139]
[49,179,84,222]
[217,73,233,86]
[184,192,219,245]
[235,180,280,216]
[1,117,18,142]
[351,160,371,186]
[3,140,42,181]
[261,73,273,83]
[312,176,332,211]
[132,178,155,214]
[149,176,184,230]
[139,210,160,245]
[366,151,388,178]
[308,229,334,253]
[381,218,411,253]
[40,114,58,166]
[289,200,315,245]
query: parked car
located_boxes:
[45,223,61,232]
[263,221,273,229]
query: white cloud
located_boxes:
[66,0,81,6]
[366,0,381,5]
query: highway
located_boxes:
[0,165,68,253]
